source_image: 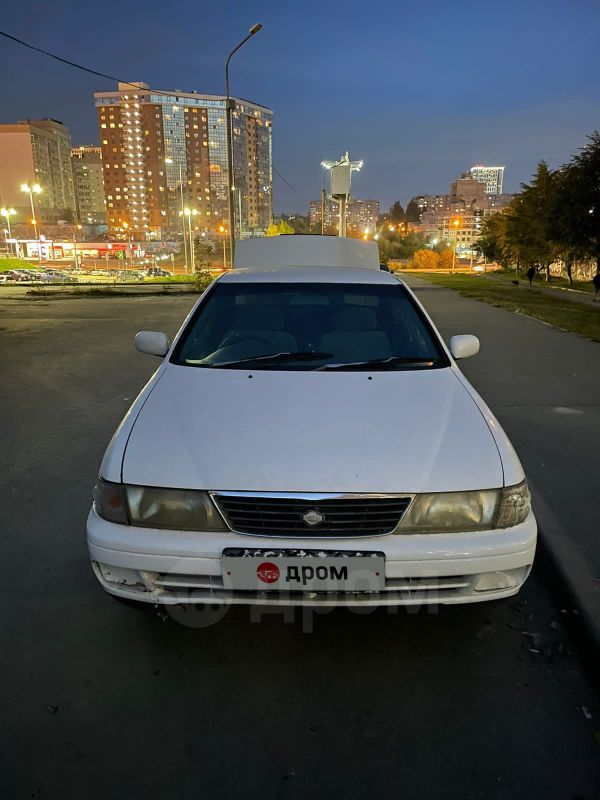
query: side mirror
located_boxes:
[450,334,480,360]
[134,330,170,357]
[379,263,390,272]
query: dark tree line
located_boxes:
[475,132,600,283]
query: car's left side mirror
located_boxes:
[134,330,170,357]
[449,334,480,359]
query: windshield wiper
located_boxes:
[204,351,334,369]
[318,356,440,371]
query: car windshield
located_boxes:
[171,281,448,370]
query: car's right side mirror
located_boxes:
[134,331,170,357]
[449,334,480,360]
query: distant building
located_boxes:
[415,171,513,251]
[308,196,379,232]
[0,118,76,222]
[348,198,380,231]
[470,165,504,194]
[71,145,106,224]
[94,82,272,239]
[420,210,485,250]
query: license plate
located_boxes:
[221,548,385,592]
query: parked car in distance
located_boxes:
[146,267,172,277]
[117,270,145,281]
[88,235,536,612]
[39,270,77,283]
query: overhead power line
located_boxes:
[1,28,296,200]
[273,165,298,191]
[0,29,143,90]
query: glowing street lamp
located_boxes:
[21,183,42,257]
[218,224,227,268]
[451,218,461,271]
[165,157,188,272]
[1,208,16,255]
[180,208,198,271]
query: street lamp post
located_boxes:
[225,23,262,267]
[183,208,198,271]
[72,223,83,268]
[219,225,227,268]
[451,218,461,272]
[165,157,188,273]
[1,208,16,255]
[21,183,42,259]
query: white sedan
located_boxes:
[87,236,536,608]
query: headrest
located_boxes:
[236,305,284,331]
[332,306,377,331]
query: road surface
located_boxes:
[1,293,598,800]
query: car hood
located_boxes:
[122,364,503,493]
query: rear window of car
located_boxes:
[170,281,448,370]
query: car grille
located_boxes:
[211,493,412,537]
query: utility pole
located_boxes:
[321,153,363,237]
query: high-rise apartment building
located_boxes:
[94,82,272,239]
[470,165,505,194]
[71,145,106,224]
[308,197,379,232]
[0,118,76,222]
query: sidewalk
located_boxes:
[403,273,600,655]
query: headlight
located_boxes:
[125,485,227,531]
[399,489,500,533]
[398,481,530,533]
[93,479,228,531]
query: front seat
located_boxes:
[317,306,392,362]
[220,305,297,352]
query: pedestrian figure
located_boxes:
[527,266,536,287]
[593,272,600,302]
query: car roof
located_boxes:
[219,267,399,285]
[233,235,380,270]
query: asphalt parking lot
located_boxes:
[1,293,599,799]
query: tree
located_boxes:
[405,199,421,223]
[506,161,560,281]
[286,214,311,234]
[266,219,294,236]
[411,249,439,270]
[474,212,516,268]
[389,201,405,223]
[552,132,600,279]
[437,249,454,270]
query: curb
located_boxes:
[530,484,600,670]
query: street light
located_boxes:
[1,208,16,255]
[451,218,461,272]
[181,208,198,271]
[21,183,42,258]
[225,22,263,266]
[165,157,188,273]
[218,224,227,268]
[72,223,83,269]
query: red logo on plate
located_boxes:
[257,561,280,584]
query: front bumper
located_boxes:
[87,507,537,607]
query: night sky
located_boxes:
[1,0,599,214]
